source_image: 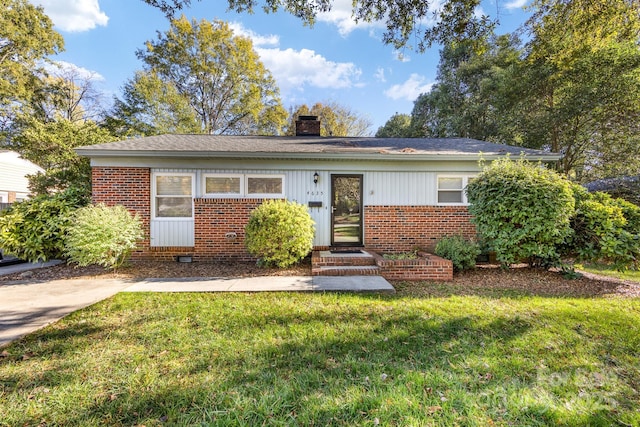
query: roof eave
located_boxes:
[75,149,562,162]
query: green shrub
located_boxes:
[466,157,575,268]
[0,188,88,262]
[245,199,315,268]
[65,204,144,270]
[567,186,639,270]
[382,250,418,260]
[435,236,481,272]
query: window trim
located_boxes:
[152,172,195,221]
[201,173,286,199]
[245,174,285,198]
[437,175,475,205]
[202,173,244,198]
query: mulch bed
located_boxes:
[1,259,638,298]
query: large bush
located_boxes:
[567,186,640,270]
[245,199,315,268]
[466,158,575,267]
[0,188,89,262]
[434,235,480,272]
[65,204,144,270]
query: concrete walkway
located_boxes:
[0,275,394,348]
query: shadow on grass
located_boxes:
[2,292,638,426]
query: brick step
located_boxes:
[312,265,381,276]
[312,250,377,267]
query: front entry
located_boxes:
[331,174,363,246]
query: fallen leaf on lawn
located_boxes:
[427,406,442,415]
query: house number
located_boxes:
[307,191,324,195]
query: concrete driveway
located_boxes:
[0,278,132,347]
[0,274,393,348]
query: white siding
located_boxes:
[0,151,43,195]
[148,167,475,248]
[150,221,195,247]
[363,172,437,206]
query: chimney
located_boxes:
[295,115,321,136]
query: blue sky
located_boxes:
[33,0,531,133]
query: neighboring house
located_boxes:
[76,117,560,261]
[0,150,43,206]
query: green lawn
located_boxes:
[580,263,640,283]
[1,291,639,426]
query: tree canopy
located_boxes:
[0,0,64,135]
[110,17,287,136]
[285,101,371,137]
[375,113,413,138]
[141,0,494,51]
[404,0,640,181]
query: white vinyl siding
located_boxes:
[148,168,478,248]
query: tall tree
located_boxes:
[12,118,115,195]
[375,113,414,138]
[142,0,494,52]
[38,63,106,123]
[106,71,201,137]
[516,0,640,179]
[123,17,287,135]
[411,34,523,141]
[0,0,64,135]
[285,101,371,136]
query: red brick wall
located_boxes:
[92,167,152,259]
[193,198,264,261]
[364,205,476,253]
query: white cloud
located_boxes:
[48,60,105,81]
[316,0,381,36]
[504,0,528,10]
[257,47,362,93]
[374,67,386,83]
[384,74,434,101]
[35,0,108,32]
[227,23,362,94]
[228,22,279,47]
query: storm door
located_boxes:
[331,174,363,246]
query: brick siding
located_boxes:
[193,198,264,261]
[371,251,453,281]
[92,167,151,259]
[364,205,476,253]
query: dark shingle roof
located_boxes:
[76,134,560,161]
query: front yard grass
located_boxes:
[580,263,640,283]
[1,290,639,426]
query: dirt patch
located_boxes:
[0,258,312,283]
[1,259,638,298]
[394,264,640,298]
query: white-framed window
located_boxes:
[437,175,475,205]
[153,173,194,219]
[203,174,243,197]
[202,173,285,198]
[246,174,285,198]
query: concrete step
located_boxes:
[312,265,381,276]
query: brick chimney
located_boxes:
[295,115,321,136]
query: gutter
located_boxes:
[75,149,562,163]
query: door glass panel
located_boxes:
[332,175,362,245]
